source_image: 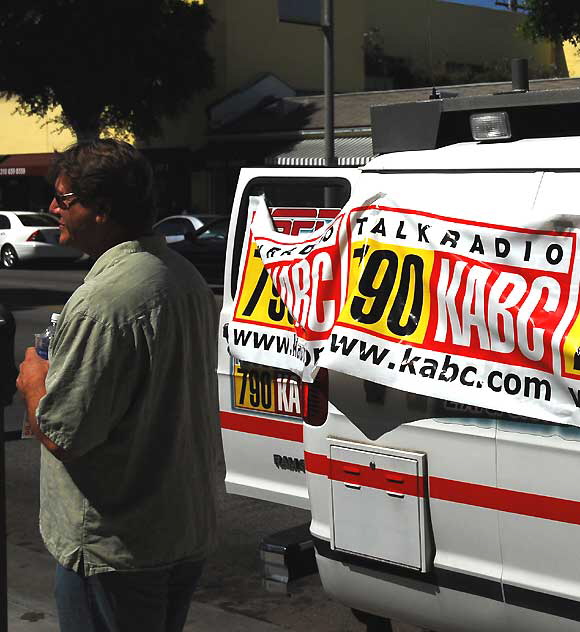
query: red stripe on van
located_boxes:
[304,450,580,526]
[330,458,424,497]
[220,411,303,442]
[430,477,580,525]
[304,451,329,475]
[304,451,423,496]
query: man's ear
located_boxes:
[94,211,109,225]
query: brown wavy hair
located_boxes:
[49,139,157,232]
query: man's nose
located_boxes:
[48,199,60,215]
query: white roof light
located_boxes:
[470,112,511,142]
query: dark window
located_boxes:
[231,177,351,297]
[246,180,349,209]
[196,219,228,241]
[0,215,11,229]
[155,218,195,236]
[17,213,58,227]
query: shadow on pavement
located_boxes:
[1,289,73,312]
[14,259,92,271]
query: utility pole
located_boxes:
[322,0,337,167]
[277,0,336,167]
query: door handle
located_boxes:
[387,491,404,499]
[344,483,361,490]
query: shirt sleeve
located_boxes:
[37,312,144,456]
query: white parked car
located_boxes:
[0,211,82,268]
[153,214,224,244]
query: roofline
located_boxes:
[208,127,371,143]
[282,76,580,102]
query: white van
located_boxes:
[218,90,580,631]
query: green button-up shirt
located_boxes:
[37,236,219,576]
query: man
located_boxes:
[16,139,219,632]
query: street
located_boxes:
[1,265,424,632]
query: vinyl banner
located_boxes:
[230,195,580,426]
[231,196,345,382]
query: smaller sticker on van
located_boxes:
[232,361,302,418]
[271,207,340,236]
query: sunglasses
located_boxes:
[53,191,80,210]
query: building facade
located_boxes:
[0,0,570,216]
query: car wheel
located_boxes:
[1,244,19,269]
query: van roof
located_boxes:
[363,136,580,172]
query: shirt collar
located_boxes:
[84,235,168,282]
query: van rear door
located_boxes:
[496,171,580,623]
[219,168,359,508]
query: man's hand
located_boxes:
[16,347,49,401]
[16,347,48,445]
[16,347,70,461]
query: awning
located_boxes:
[0,153,55,177]
[265,136,373,166]
[194,135,374,169]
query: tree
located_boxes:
[0,0,214,141]
[521,1,580,46]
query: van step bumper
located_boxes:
[260,523,317,592]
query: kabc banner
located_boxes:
[229,195,580,426]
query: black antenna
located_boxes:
[511,58,529,92]
[427,0,434,89]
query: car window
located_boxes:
[17,213,58,227]
[197,220,228,240]
[0,215,11,229]
[156,218,193,236]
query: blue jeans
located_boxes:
[55,559,205,632]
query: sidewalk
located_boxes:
[7,543,282,631]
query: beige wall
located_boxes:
[0,0,560,158]
[366,0,554,75]
[150,0,558,153]
[564,42,580,78]
[148,0,365,150]
[215,0,364,94]
[0,100,76,154]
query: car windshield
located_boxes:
[155,218,197,235]
[197,220,228,240]
[17,213,58,227]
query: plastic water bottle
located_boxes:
[22,312,60,439]
[35,312,60,359]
